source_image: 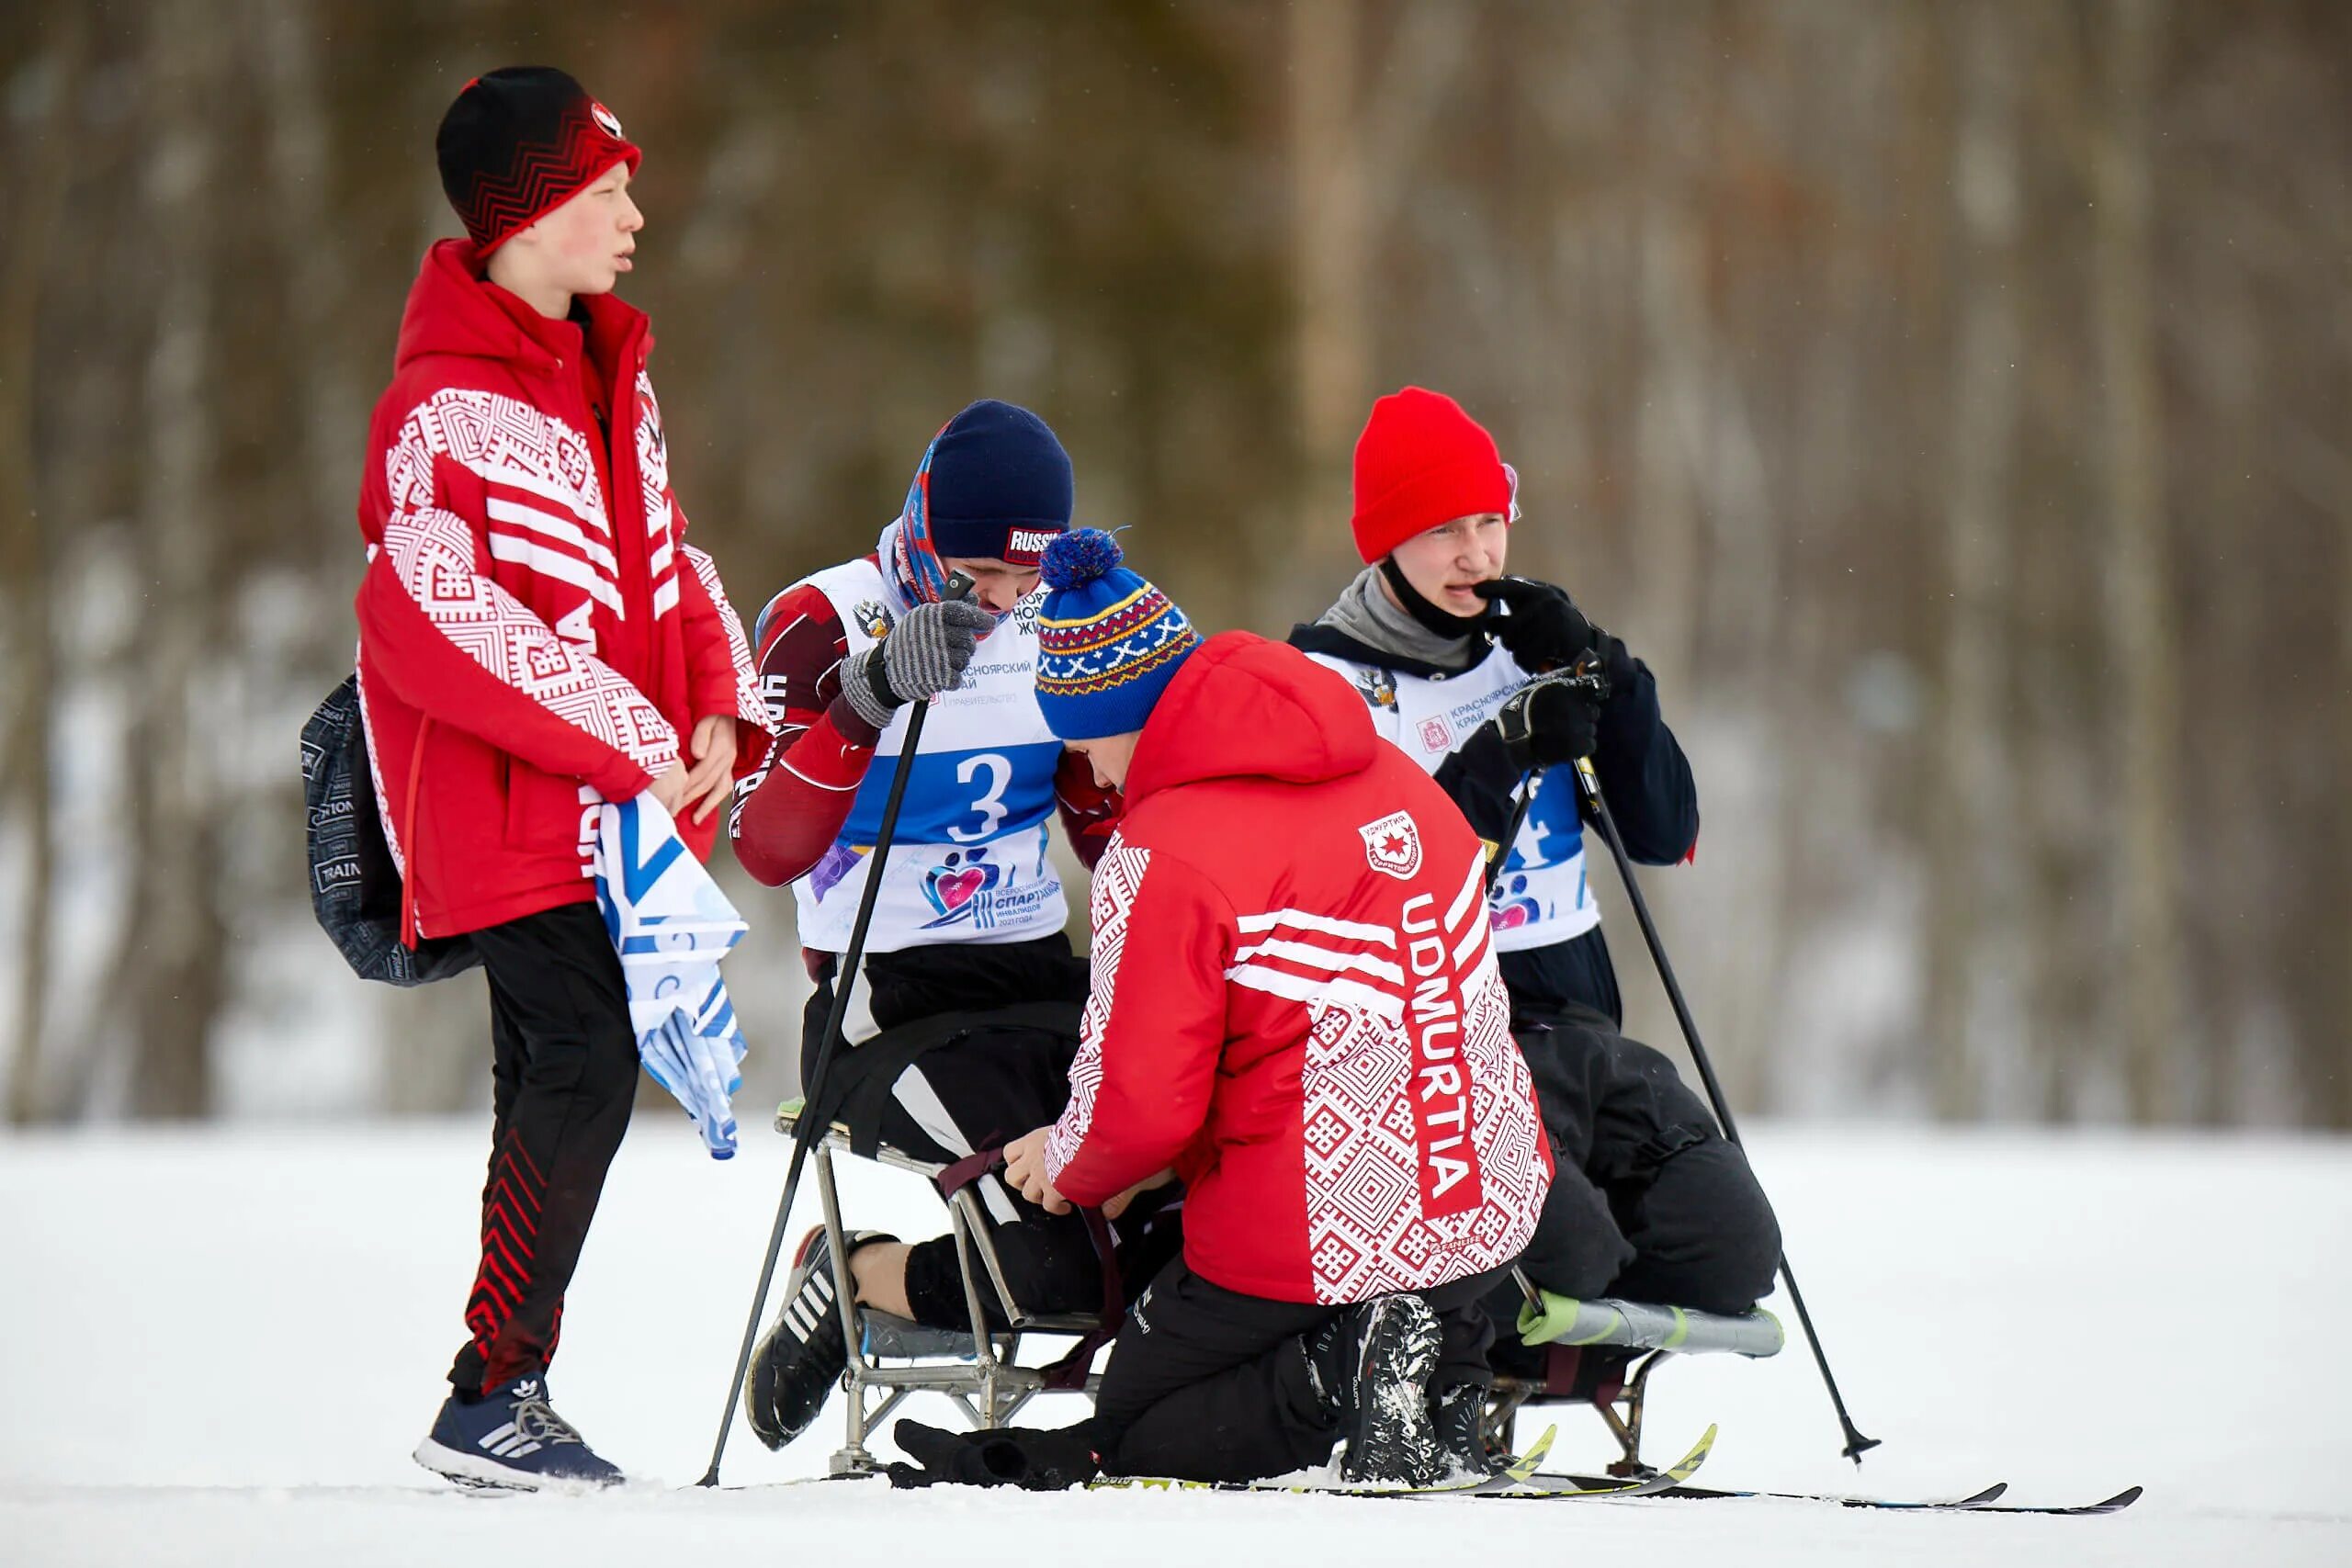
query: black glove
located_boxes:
[883,1419,1101,1491]
[1587,629,1638,695]
[1491,676,1601,772]
[1473,577,1599,673]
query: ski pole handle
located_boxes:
[1487,653,1611,895]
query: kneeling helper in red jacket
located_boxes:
[1001,529,1552,1489]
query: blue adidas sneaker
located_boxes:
[413,1374,625,1491]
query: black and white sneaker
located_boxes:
[1310,1294,1447,1488]
[743,1226,893,1450]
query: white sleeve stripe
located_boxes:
[779,757,859,793]
[1229,937,1406,986]
[484,494,619,574]
[485,535,625,615]
[1235,908,1396,947]
[1226,962,1406,1025]
[479,459,603,519]
[1443,854,1486,934]
[1450,919,1490,975]
[382,505,676,773]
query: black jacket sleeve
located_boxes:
[1589,659,1699,865]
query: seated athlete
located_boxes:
[998,529,1552,1488]
[1288,389,1780,1395]
[728,400,1136,1450]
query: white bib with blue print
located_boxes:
[1303,643,1599,953]
[790,558,1068,954]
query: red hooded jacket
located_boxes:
[355,241,770,939]
[1042,633,1551,1303]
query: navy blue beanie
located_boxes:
[918,400,1073,566]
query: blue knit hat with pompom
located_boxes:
[1034,528,1200,740]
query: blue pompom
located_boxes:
[1040,526,1123,591]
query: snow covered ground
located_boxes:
[2,1118,2346,1566]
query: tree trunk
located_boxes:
[115,0,229,1118]
[1925,1,2023,1120]
[2093,0,2183,1124]
[1287,0,1366,533]
[254,0,362,564]
[1627,13,1707,694]
[1,10,85,1125]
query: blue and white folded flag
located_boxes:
[593,794,751,1159]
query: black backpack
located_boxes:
[300,674,479,986]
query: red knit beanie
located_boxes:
[1349,387,1513,564]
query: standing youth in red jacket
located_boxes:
[357,69,769,1490]
[1001,531,1551,1488]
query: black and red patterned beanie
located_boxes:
[435,67,641,255]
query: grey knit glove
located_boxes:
[842,598,997,730]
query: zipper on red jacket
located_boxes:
[601,335,651,626]
[400,719,430,948]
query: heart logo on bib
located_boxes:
[934,866,988,909]
[920,850,1002,924]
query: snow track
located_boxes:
[2,1121,2345,1565]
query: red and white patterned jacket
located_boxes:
[1043,633,1551,1304]
[355,240,770,939]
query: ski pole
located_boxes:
[1486,774,1538,897]
[695,571,975,1488]
[1568,753,1883,1466]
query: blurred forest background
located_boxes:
[1,0,2346,1130]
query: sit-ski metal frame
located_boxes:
[781,1103,1778,1479]
[776,1105,1106,1476]
[1485,1350,1676,1476]
[1481,1298,1783,1473]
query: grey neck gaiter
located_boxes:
[1318,563,1486,674]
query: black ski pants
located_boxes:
[801,935,1125,1330]
[1502,1005,1781,1322]
[1091,1258,1498,1484]
[447,902,639,1396]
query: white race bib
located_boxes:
[791,558,1069,953]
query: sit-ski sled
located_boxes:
[756,1096,2137,1515]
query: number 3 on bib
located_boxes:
[947,752,1012,842]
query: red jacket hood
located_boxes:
[1124,631,1378,804]
[392,238,649,377]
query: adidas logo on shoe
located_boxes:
[414,1374,622,1491]
[781,1264,836,1339]
[477,1383,548,1461]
